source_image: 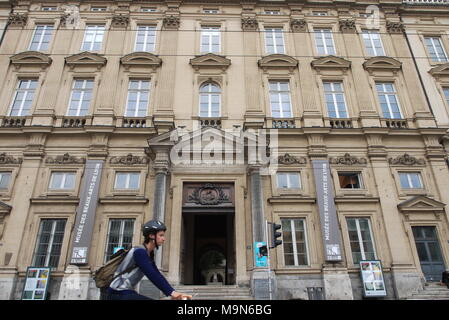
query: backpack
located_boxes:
[93,248,137,289]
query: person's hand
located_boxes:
[171,291,192,300]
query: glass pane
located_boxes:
[50,172,63,189]
[115,173,127,189]
[128,173,140,189]
[0,173,11,189]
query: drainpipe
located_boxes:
[0,2,13,48]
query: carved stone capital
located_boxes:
[339,19,356,33]
[388,153,425,166]
[163,15,180,30]
[386,21,405,34]
[45,153,86,165]
[111,14,129,28]
[0,153,23,165]
[241,17,258,31]
[290,19,306,33]
[110,154,149,165]
[8,13,27,27]
[330,153,367,166]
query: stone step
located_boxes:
[408,296,449,300]
[173,285,254,300]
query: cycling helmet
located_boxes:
[142,220,167,238]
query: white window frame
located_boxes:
[376,82,403,119]
[104,218,135,262]
[0,172,11,189]
[399,172,423,189]
[200,26,221,53]
[362,30,385,56]
[134,26,156,52]
[91,6,107,11]
[323,81,349,118]
[269,81,292,118]
[81,25,105,51]
[125,80,150,117]
[264,27,285,54]
[424,37,448,62]
[49,172,76,190]
[314,28,336,55]
[347,217,377,263]
[114,172,141,190]
[264,10,280,15]
[199,83,221,117]
[281,218,309,266]
[32,219,66,268]
[276,172,301,189]
[312,11,328,16]
[29,24,54,51]
[141,7,157,12]
[203,8,219,14]
[9,79,38,116]
[41,6,57,11]
[67,79,94,116]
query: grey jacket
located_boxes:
[109,246,146,291]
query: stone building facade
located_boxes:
[0,0,448,300]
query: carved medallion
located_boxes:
[388,153,425,166]
[45,153,85,164]
[110,154,148,165]
[330,153,367,165]
[0,153,23,165]
[188,183,230,205]
[278,153,307,165]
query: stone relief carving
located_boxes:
[290,19,307,32]
[111,14,129,28]
[339,19,356,32]
[188,183,230,205]
[45,153,85,164]
[110,154,149,165]
[330,153,367,165]
[241,17,258,31]
[163,15,180,29]
[8,13,27,27]
[386,21,405,34]
[278,153,307,165]
[388,153,425,166]
[0,153,23,165]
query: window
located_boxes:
[375,82,403,119]
[201,27,220,53]
[91,6,106,11]
[29,25,54,51]
[362,30,385,56]
[199,83,221,117]
[347,218,376,264]
[67,79,94,116]
[32,219,67,268]
[49,172,76,190]
[443,88,449,107]
[323,82,348,118]
[81,25,105,51]
[281,218,308,266]
[399,172,423,189]
[424,37,448,62]
[203,8,219,14]
[276,172,301,189]
[9,79,38,116]
[314,28,335,55]
[312,11,328,16]
[104,219,134,262]
[42,6,57,11]
[0,172,11,189]
[269,81,292,118]
[114,172,140,190]
[141,7,157,12]
[265,10,280,15]
[338,172,363,189]
[135,26,156,52]
[264,28,285,54]
[125,80,150,117]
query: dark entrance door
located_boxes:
[412,226,446,282]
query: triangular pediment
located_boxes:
[0,201,12,214]
[65,52,107,68]
[189,53,231,71]
[398,195,445,213]
[429,62,449,78]
[363,56,402,72]
[311,55,351,71]
[120,52,162,70]
[258,54,299,71]
[10,51,52,69]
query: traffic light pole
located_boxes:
[265,220,273,300]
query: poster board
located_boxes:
[22,267,51,300]
[360,260,387,297]
[254,241,268,267]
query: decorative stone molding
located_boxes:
[65,52,107,70]
[120,52,162,71]
[429,62,449,79]
[386,21,405,34]
[339,19,356,33]
[0,153,23,165]
[110,154,149,165]
[241,17,258,31]
[388,153,425,166]
[363,56,402,75]
[163,15,180,29]
[398,195,445,219]
[290,19,307,32]
[189,53,231,71]
[311,56,351,72]
[10,51,52,70]
[188,183,231,205]
[278,153,307,165]
[45,153,86,165]
[8,13,27,27]
[258,54,298,73]
[0,202,12,240]
[111,14,129,28]
[330,153,368,165]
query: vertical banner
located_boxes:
[70,160,103,265]
[312,159,343,261]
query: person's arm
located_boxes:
[133,248,175,297]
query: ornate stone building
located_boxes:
[0,0,448,300]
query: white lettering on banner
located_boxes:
[322,163,330,241]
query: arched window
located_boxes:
[199,82,221,117]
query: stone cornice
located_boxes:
[311,55,351,71]
[65,52,107,70]
[189,53,231,71]
[10,51,52,70]
[120,52,162,71]
[428,62,449,79]
[363,56,402,75]
[258,54,298,73]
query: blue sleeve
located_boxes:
[133,248,175,297]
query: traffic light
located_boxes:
[271,223,282,248]
[259,245,268,257]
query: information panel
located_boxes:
[360,260,387,297]
[21,267,51,300]
[254,241,268,267]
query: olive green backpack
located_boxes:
[93,248,137,289]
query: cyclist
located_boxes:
[106,220,192,300]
